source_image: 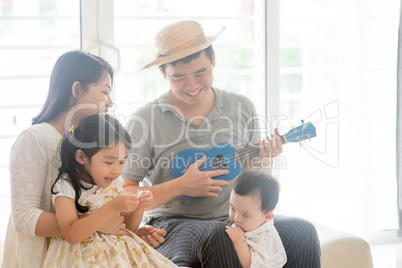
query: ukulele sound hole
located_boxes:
[212,155,227,170]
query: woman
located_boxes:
[2,50,164,267]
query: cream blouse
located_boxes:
[2,123,61,268]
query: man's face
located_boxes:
[161,50,215,109]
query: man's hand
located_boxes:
[259,128,283,158]
[248,128,283,173]
[178,155,230,198]
[136,225,167,247]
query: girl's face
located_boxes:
[72,72,113,122]
[228,190,273,232]
[80,142,128,188]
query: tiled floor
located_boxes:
[371,242,402,268]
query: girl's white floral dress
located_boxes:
[43,177,177,268]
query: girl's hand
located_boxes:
[225,225,246,244]
[138,190,153,209]
[112,192,140,212]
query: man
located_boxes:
[123,20,321,267]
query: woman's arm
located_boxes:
[9,128,62,237]
[78,212,127,236]
[55,194,139,244]
[96,212,127,235]
[35,212,62,237]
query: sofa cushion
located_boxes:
[315,223,373,268]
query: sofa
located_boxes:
[316,223,373,268]
[0,224,374,267]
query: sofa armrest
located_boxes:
[315,223,373,268]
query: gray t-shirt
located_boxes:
[122,88,262,222]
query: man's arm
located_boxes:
[124,155,230,210]
[123,178,179,210]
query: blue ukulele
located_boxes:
[171,121,317,183]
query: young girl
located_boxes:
[225,171,287,268]
[43,114,177,267]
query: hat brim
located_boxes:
[141,26,225,70]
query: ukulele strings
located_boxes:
[196,145,262,171]
[196,125,313,171]
[195,129,313,171]
[209,133,288,166]
[196,133,290,171]
[194,126,307,170]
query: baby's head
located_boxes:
[229,170,280,232]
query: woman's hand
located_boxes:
[96,212,126,235]
[136,225,167,247]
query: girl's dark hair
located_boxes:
[32,50,114,125]
[51,114,132,213]
[233,171,280,213]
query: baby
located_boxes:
[226,170,287,268]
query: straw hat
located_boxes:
[142,20,225,69]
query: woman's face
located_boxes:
[71,72,113,122]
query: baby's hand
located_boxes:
[225,225,246,244]
[112,192,140,212]
[137,190,153,209]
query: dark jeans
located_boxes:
[147,215,321,268]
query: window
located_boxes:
[277,0,399,235]
[0,0,267,241]
[0,0,80,240]
[112,0,267,119]
[1,0,399,243]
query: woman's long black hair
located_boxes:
[32,50,114,125]
[51,114,132,213]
